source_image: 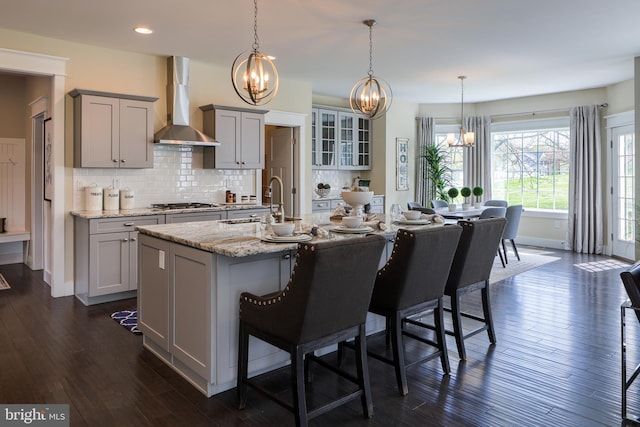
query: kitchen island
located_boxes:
[135,214,438,396]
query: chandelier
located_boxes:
[231,0,278,105]
[349,19,392,120]
[446,76,475,147]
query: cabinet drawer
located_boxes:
[330,199,345,209]
[89,216,164,234]
[226,208,269,219]
[370,196,384,206]
[165,211,224,224]
[312,200,331,212]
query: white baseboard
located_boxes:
[0,252,24,265]
[516,236,567,250]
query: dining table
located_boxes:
[434,205,493,220]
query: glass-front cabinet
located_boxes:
[312,106,371,170]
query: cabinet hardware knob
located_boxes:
[122,238,129,242]
[124,222,134,226]
[113,159,118,163]
[283,253,291,260]
[121,159,126,163]
[131,237,137,242]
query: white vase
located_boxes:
[448,203,457,212]
[462,203,470,211]
[474,202,482,208]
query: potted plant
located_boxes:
[447,187,459,212]
[421,144,451,203]
[472,186,484,208]
[460,187,472,211]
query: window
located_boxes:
[434,127,464,188]
[491,118,570,210]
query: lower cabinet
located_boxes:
[137,234,293,396]
[311,195,384,214]
[74,215,164,305]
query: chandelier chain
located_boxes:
[368,23,374,76]
[252,0,259,51]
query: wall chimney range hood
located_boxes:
[154,56,219,146]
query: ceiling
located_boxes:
[1,0,639,103]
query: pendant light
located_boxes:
[231,0,278,105]
[446,76,475,147]
[349,19,392,120]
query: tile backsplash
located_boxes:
[73,145,256,210]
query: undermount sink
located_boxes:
[219,217,261,224]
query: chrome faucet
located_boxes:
[268,175,285,223]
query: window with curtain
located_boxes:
[491,118,570,210]
[434,125,464,188]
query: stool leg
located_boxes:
[355,324,374,418]
[237,321,249,409]
[292,347,308,427]
[435,298,450,374]
[482,283,497,344]
[390,313,408,396]
[450,292,466,360]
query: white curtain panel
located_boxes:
[566,105,603,254]
[416,117,435,206]
[463,116,492,198]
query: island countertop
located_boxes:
[135,213,438,258]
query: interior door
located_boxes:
[611,124,635,260]
[265,127,295,217]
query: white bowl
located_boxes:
[403,210,421,220]
[341,191,373,207]
[271,222,295,236]
[342,216,363,228]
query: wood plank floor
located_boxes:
[0,248,638,426]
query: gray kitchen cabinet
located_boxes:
[165,211,225,224]
[369,195,384,213]
[137,233,292,396]
[70,89,157,168]
[312,106,371,170]
[226,208,269,220]
[74,215,164,305]
[311,198,345,213]
[200,104,268,169]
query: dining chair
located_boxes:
[407,202,435,215]
[484,200,508,207]
[444,217,507,360]
[479,207,507,219]
[237,234,386,427]
[431,200,448,209]
[502,205,523,264]
[366,225,462,395]
[620,261,640,420]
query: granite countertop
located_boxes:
[136,213,441,258]
[70,204,269,219]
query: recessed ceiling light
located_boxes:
[134,26,153,35]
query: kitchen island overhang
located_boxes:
[135,214,437,396]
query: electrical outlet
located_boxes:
[159,250,165,269]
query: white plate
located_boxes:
[394,219,431,225]
[330,226,375,234]
[261,234,312,243]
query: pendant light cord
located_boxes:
[368,23,374,77]
[252,0,259,51]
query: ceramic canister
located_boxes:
[103,186,120,211]
[120,188,135,210]
[85,184,103,211]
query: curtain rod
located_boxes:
[416,103,608,121]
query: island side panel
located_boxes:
[215,250,294,388]
[138,235,170,351]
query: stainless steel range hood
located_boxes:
[154,56,219,146]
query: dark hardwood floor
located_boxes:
[1,248,639,426]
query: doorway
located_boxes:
[264,126,296,218]
[610,123,635,260]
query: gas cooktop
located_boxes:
[151,202,219,210]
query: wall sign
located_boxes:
[396,137,409,191]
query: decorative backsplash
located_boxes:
[72,145,255,210]
[312,169,362,197]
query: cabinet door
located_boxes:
[240,112,265,168]
[78,95,119,168]
[89,231,130,296]
[119,99,154,168]
[355,117,372,170]
[338,112,356,169]
[311,108,319,167]
[316,109,337,169]
[213,109,242,168]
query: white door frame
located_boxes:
[264,110,307,216]
[606,110,634,259]
[0,48,70,297]
[29,97,47,271]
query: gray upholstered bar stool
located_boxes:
[367,225,463,395]
[444,217,507,360]
[237,234,386,427]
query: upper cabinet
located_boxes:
[200,104,268,169]
[311,106,371,170]
[70,89,157,168]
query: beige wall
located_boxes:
[0,74,27,138]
